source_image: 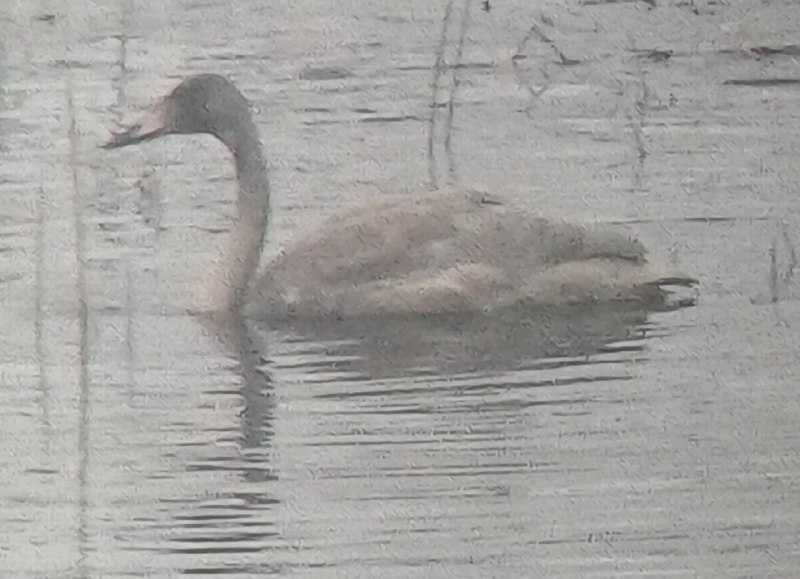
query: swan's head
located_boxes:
[104,74,252,149]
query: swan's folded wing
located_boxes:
[264,190,498,288]
[295,263,515,317]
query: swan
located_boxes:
[104,73,697,319]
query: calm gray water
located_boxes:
[2,0,800,577]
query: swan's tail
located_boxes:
[647,276,699,288]
[523,260,699,310]
[643,275,700,310]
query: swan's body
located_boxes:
[105,74,697,319]
[248,189,687,318]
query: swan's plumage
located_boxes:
[246,187,692,318]
[104,74,697,319]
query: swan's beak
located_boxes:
[103,101,168,149]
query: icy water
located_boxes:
[2,0,800,577]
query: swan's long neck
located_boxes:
[214,119,270,311]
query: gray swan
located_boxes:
[104,74,697,319]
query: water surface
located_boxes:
[1,0,800,577]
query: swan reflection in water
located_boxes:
[206,301,672,387]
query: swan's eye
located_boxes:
[203,102,211,113]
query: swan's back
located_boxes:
[263,190,647,282]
